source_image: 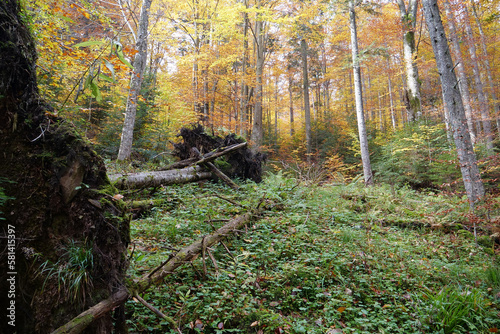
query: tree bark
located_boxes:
[288,69,295,136]
[442,0,476,144]
[470,1,500,137]
[251,7,265,149]
[109,166,212,189]
[239,7,250,138]
[422,0,484,206]
[349,0,373,185]
[397,0,422,121]
[301,38,312,162]
[117,0,153,160]
[463,4,494,151]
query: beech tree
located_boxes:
[117,0,153,160]
[442,0,476,144]
[250,0,267,148]
[422,0,484,205]
[397,0,422,121]
[301,38,312,161]
[470,1,500,136]
[462,3,494,152]
[349,0,373,185]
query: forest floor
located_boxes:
[117,167,500,333]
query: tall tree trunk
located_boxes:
[250,5,265,149]
[386,53,397,129]
[301,38,312,162]
[239,9,250,138]
[117,0,153,160]
[397,0,422,121]
[422,0,484,205]
[349,0,373,185]
[288,70,295,136]
[442,0,476,143]
[471,1,500,137]
[463,4,494,151]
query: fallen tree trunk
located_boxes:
[192,147,240,190]
[160,142,248,171]
[50,207,260,334]
[135,210,255,291]
[109,165,212,189]
[51,288,129,334]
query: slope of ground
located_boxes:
[122,172,500,333]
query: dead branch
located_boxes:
[192,147,239,190]
[51,207,259,334]
[51,287,129,334]
[133,293,180,333]
[160,142,247,171]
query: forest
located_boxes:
[0,0,499,333]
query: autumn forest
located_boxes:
[31,0,499,186]
[2,0,500,332]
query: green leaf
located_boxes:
[89,80,102,102]
[73,40,104,48]
[98,73,115,83]
[103,59,115,81]
[116,48,133,69]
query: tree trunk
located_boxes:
[442,0,476,144]
[349,0,373,185]
[470,1,500,137]
[52,208,260,334]
[109,166,212,189]
[397,0,422,121]
[251,6,265,149]
[240,9,250,138]
[422,0,485,206]
[288,70,295,136]
[301,38,312,162]
[0,1,129,333]
[117,0,153,160]
[463,4,494,151]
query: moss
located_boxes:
[457,229,474,240]
[477,235,494,248]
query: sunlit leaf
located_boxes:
[73,40,104,48]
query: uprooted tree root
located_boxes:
[172,124,267,183]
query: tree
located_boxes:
[422,0,484,205]
[250,0,266,148]
[397,0,422,121]
[0,0,129,332]
[349,0,373,185]
[301,38,312,161]
[442,0,476,144]
[470,0,500,137]
[117,0,153,160]
[462,3,494,151]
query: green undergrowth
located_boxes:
[124,172,500,333]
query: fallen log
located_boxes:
[160,142,247,171]
[135,210,256,291]
[51,287,129,334]
[109,165,212,189]
[191,147,239,190]
[50,207,260,334]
